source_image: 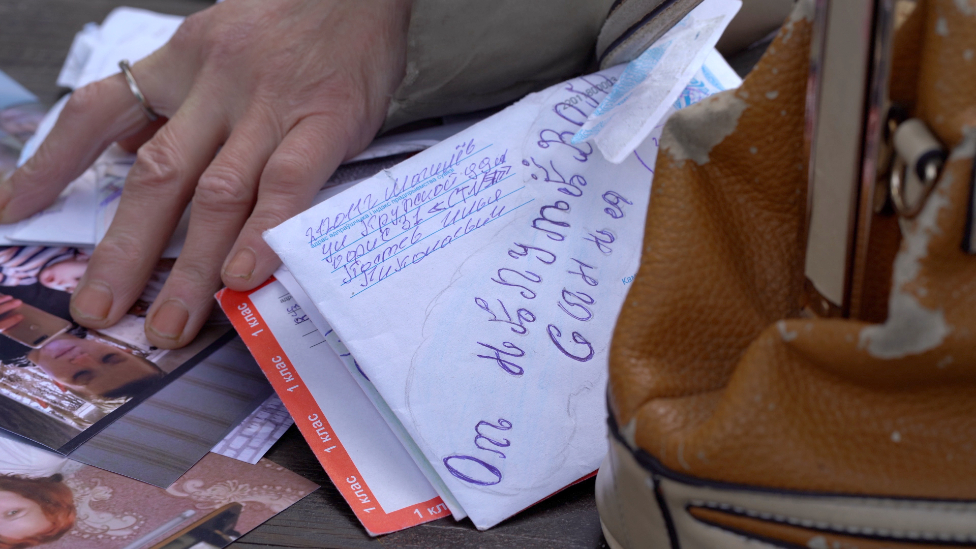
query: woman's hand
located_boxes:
[0,0,411,348]
[0,294,24,332]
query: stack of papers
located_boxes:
[218,48,741,533]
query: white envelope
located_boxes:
[264,56,740,529]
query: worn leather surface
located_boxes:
[608,0,976,498]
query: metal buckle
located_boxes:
[887,118,946,219]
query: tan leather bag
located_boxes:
[596,0,976,546]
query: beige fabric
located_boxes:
[383,0,614,131]
[597,0,704,69]
[598,0,669,56]
[385,0,797,132]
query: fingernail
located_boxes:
[71,281,113,322]
[223,248,256,280]
[149,299,189,340]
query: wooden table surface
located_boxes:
[0,1,609,547]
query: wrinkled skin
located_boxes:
[0,0,412,348]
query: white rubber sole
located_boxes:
[596,421,976,549]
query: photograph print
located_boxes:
[0,246,229,451]
[0,429,316,549]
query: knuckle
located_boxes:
[329,67,372,111]
[193,169,253,212]
[63,82,105,118]
[173,255,220,288]
[13,155,48,190]
[97,232,145,267]
[313,78,368,124]
[200,20,254,66]
[246,207,291,233]
[264,149,313,185]
[169,11,206,51]
[130,141,183,191]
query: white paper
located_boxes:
[0,223,19,245]
[56,22,100,89]
[245,280,441,515]
[274,266,465,519]
[346,118,483,164]
[66,7,184,90]
[211,394,293,464]
[265,54,741,528]
[8,144,189,256]
[0,71,37,111]
[10,145,129,248]
[262,56,736,528]
[266,72,627,528]
[573,0,741,163]
[6,174,97,247]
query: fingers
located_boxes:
[0,295,24,331]
[70,96,227,332]
[117,117,168,153]
[0,55,182,223]
[0,315,24,332]
[144,111,282,348]
[222,115,347,291]
[0,294,22,316]
[0,77,145,223]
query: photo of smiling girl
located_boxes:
[0,475,75,549]
[0,247,88,292]
[0,435,76,549]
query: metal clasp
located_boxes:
[887,118,946,219]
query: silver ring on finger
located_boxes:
[118,59,160,122]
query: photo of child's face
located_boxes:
[37,256,88,293]
[0,489,52,542]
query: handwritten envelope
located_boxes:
[264,56,740,529]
